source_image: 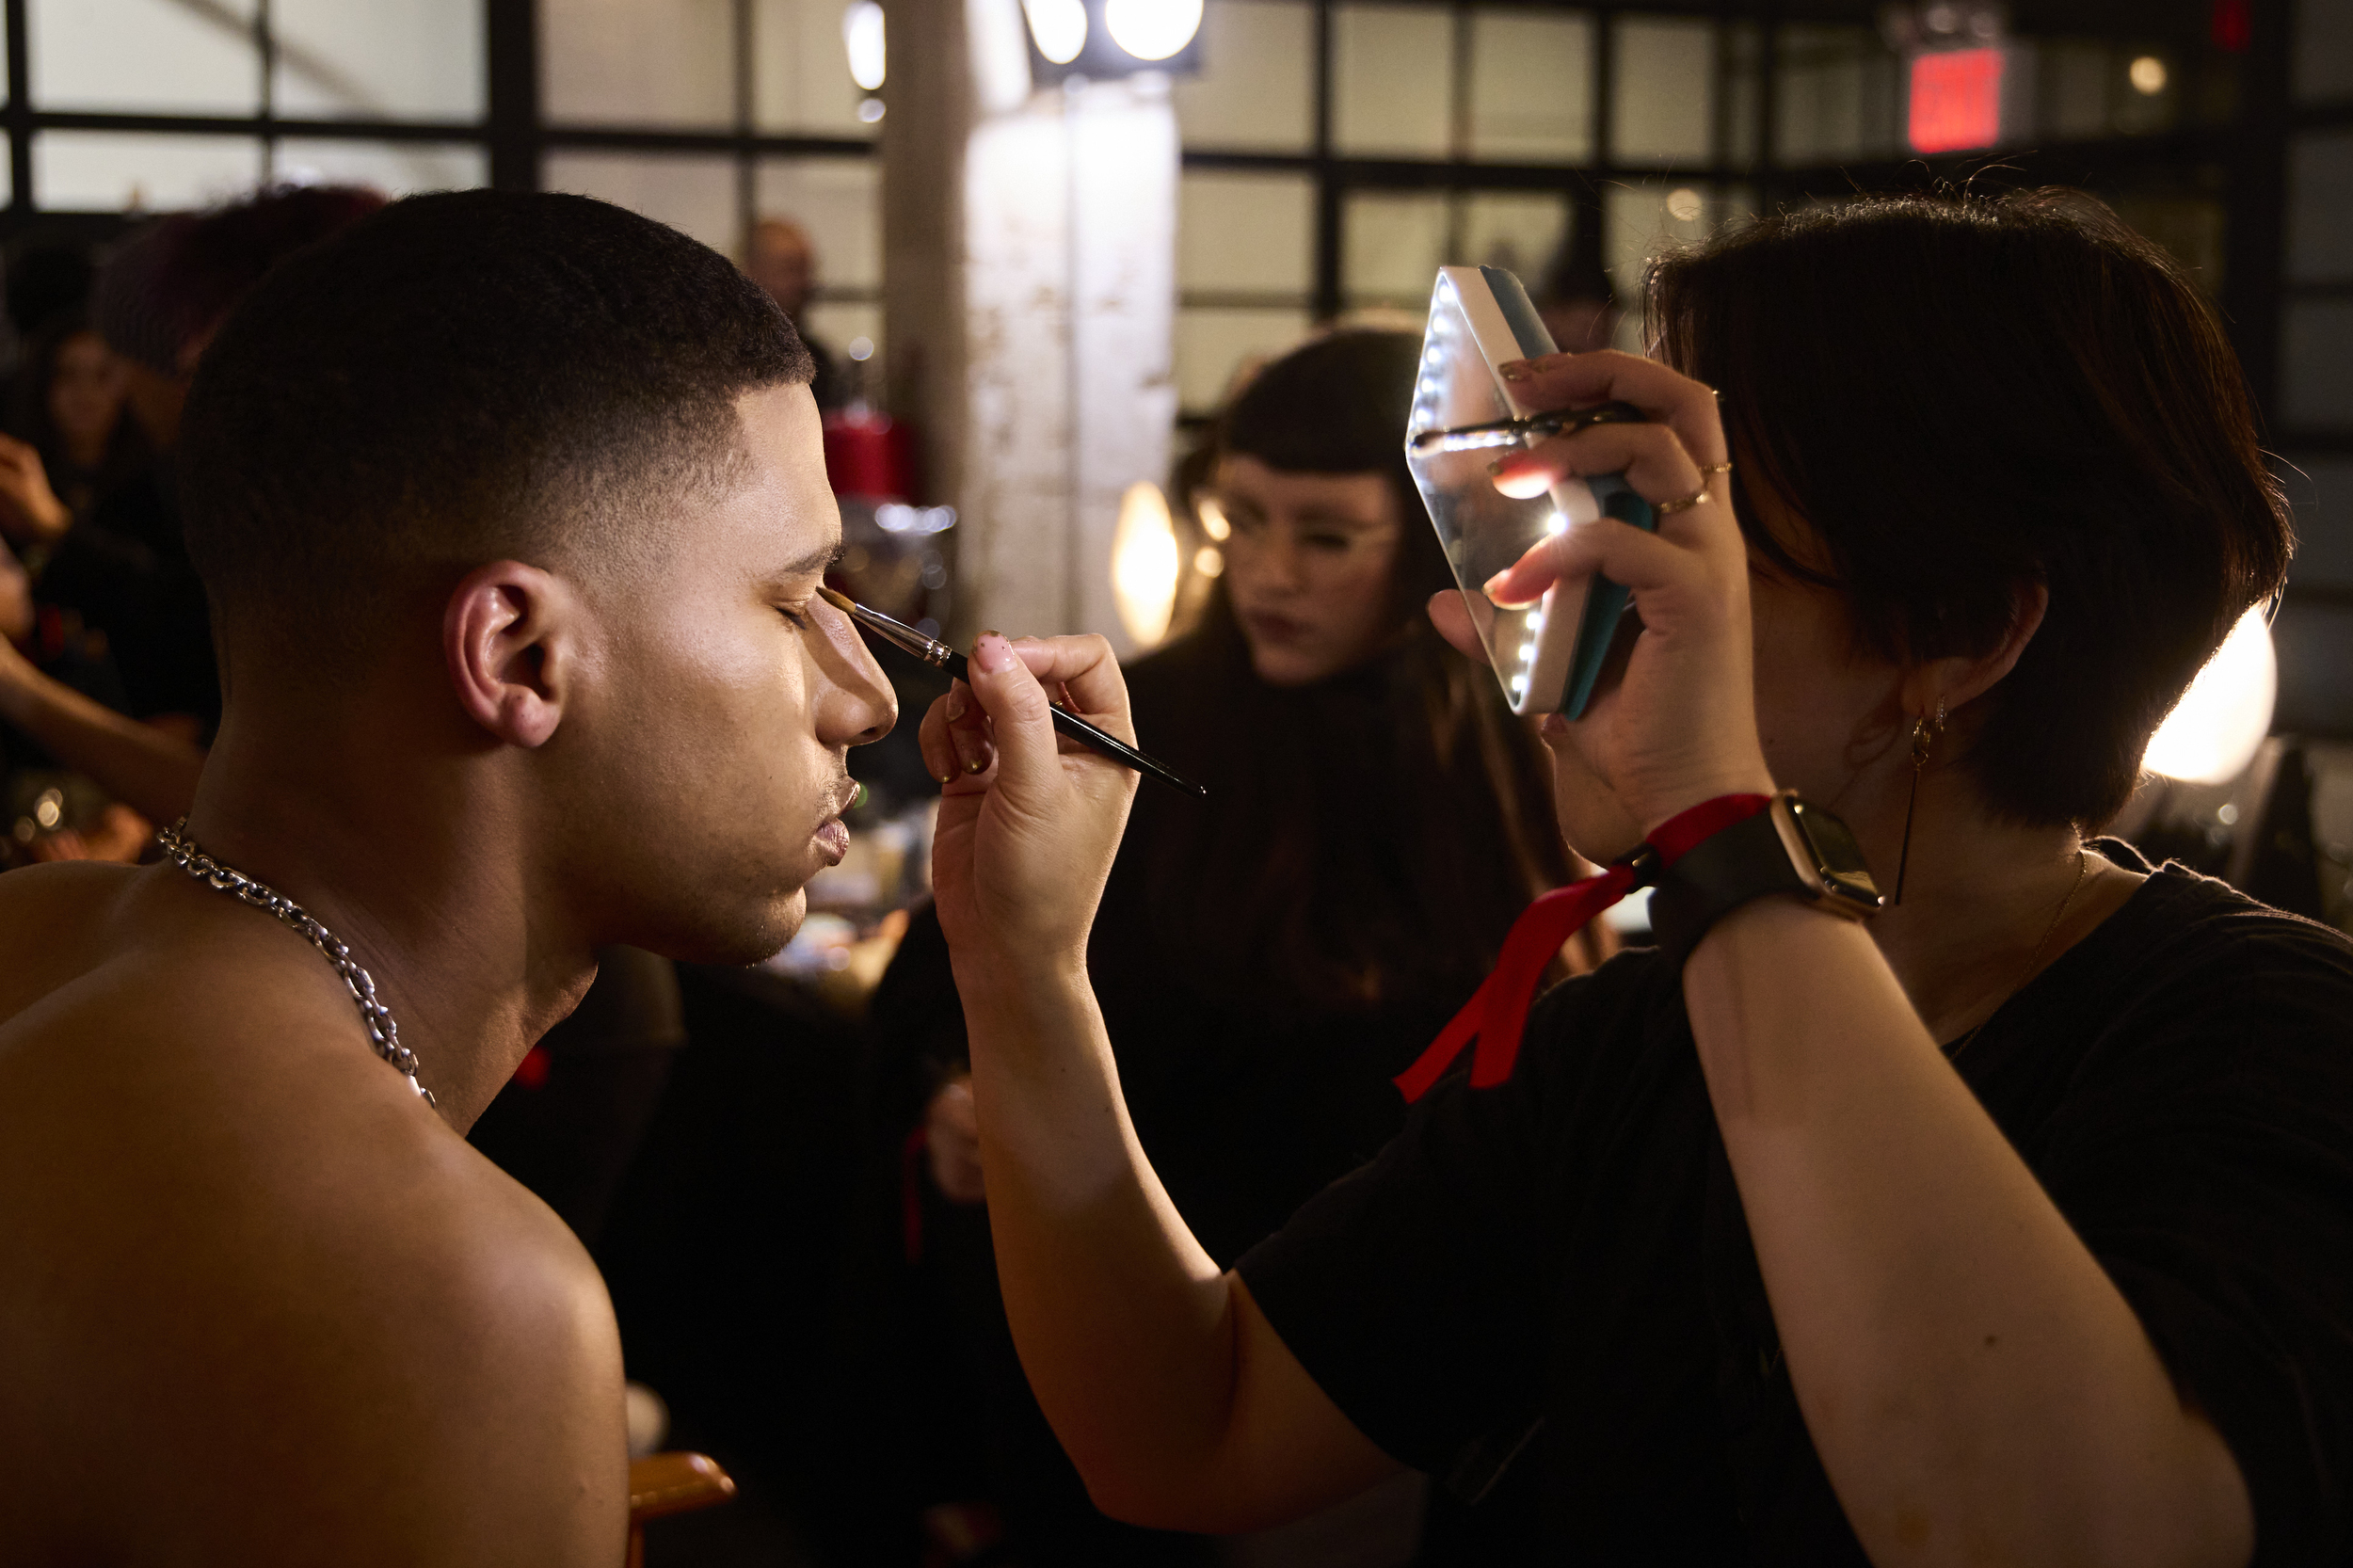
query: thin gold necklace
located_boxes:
[1945,847,2089,1063]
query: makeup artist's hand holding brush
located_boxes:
[919,630,1140,979]
[920,632,1338,1525]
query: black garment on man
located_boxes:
[1241,846,2353,1564]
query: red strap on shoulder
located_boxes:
[1392,792,1774,1103]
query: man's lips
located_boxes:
[813,819,850,863]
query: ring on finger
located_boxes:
[1655,487,1712,516]
[1699,461,1733,476]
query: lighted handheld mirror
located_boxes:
[1404,264,1657,719]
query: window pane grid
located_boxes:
[2,0,883,273]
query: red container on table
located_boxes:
[823,408,917,504]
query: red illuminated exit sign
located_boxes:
[1908,46,2006,153]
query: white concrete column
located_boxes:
[883,0,1179,656]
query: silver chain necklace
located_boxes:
[156,819,435,1108]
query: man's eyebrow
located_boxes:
[775,540,845,581]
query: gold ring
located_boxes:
[1699,461,1734,476]
[1655,488,1710,515]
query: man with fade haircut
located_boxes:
[0,191,897,1563]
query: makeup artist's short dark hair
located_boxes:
[1651,188,2291,829]
[180,189,813,663]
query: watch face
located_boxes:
[1788,800,1885,910]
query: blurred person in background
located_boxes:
[0,185,384,835]
[4,242,99,356]
[0,538,148,865]
[868,330,1593,1566]
[50,184,387,740]
[0,311,150,543]
[746,216,847,410]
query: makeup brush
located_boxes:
[818,585,1207,798]
[1408,398,1648,455]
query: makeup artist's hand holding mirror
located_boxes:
[1430,349,1774,860]
[918,632,1141,974]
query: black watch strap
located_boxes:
[1646,808,1814,967]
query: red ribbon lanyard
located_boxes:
[1393,792,1774,1103]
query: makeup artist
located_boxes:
[917,189,2353,1565]
[868,330,1588,1562]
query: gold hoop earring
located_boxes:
[1894,699,1945,905]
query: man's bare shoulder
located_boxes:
[0,871,626,1564]
[0,858,136,1016]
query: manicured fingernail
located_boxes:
[938,770,956,787]
[1484,571,1540,609]
[1501,353,1572,381]
[974,632,1016,674]
[944,683,967,720]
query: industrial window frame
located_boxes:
[0,0,2315,445]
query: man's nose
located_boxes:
[816,613,899,746]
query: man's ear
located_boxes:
[442,561,582,748]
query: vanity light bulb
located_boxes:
[843,0,887,90]
[1021,0,1089,64]
[1545,512,1567,535]
[1104,0,1202,59]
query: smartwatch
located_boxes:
[1645,792,1883,965]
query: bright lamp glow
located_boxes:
[1022,0,1088,64]
[2128,55,2167,95]
[843,1,887,90]
[2142,604,2276,784]
[1112,481,1180,647]
[1104,0,1202,60]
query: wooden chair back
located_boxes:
[626,1451,735,1568]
